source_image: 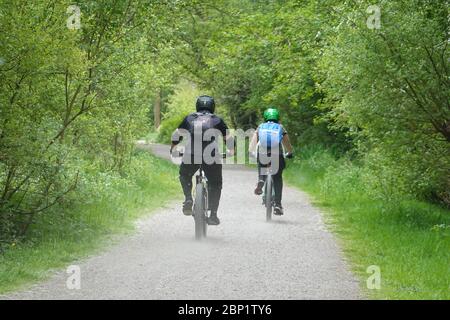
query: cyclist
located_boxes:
[170,95,234,226]
[249,107,294,216]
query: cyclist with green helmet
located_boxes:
[249,107,294,215]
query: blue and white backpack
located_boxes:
[258,122,283,149]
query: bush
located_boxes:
[286,147,450,299]
[320,0,450,205]
[157,113,186,144]
[156,80,202,143]
[0,151,180,292]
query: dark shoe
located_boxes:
[207,215,220,226]
[274,205,284,216]
[254,181,264,195]
[182,200,193,216]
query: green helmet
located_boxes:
[263,107,280,122]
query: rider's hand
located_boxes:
[227,149,235,157]
[286,152,294,159]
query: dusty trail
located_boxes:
[2,144,361,300]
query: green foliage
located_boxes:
[172,0,351,145]
[158,114,186,144]
[319,0,449,203]
[286,149,450,299]
[173,0,448,204]
[0,151,180,294]
[1,0,449,297]
[157,81,203,143]
[0,1,183,243]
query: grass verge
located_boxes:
[285,148,450,300]
[0,149,180,295]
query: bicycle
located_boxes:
[257,151,293,222]
[175,151,227,240]
[193,164,209,240]
[193,153,229,240]
[262,166,276,222]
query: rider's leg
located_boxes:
[273,171,284,215]
[179,163,198,201]
[273,170,283,206]
[273,156,286,207]
[254,156,267,195]
[179,163,199,214]
[203,163,223,224]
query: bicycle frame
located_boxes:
[258,150,289,222]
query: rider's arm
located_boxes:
[282,133,294,154]
[170,141,178,153]
[217,118,235,156]
[170,117,189,153]
[170,131,181,153]
[225,133,235,156]
[170,130,182,153]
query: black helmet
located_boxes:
[196,95,215,113]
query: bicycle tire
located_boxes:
[202,188,208,237]
[265,175,273,222]
[194,183,206,240]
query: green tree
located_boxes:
[0,0,183,244]
[320,0,449,202]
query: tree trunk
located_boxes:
[154,89,161,130]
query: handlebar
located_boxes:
[172,152,228,159]
[249,151,294,159]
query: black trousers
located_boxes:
[179,162,223,214]
[258,154,285,206]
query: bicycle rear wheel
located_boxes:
[265,175,273,222]
[194,183,207,240]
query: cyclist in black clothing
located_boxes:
[170,96,234,226]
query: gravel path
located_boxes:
[2,144,361,300]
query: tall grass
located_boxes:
[0,150,180,294]
[285,146,450,300]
